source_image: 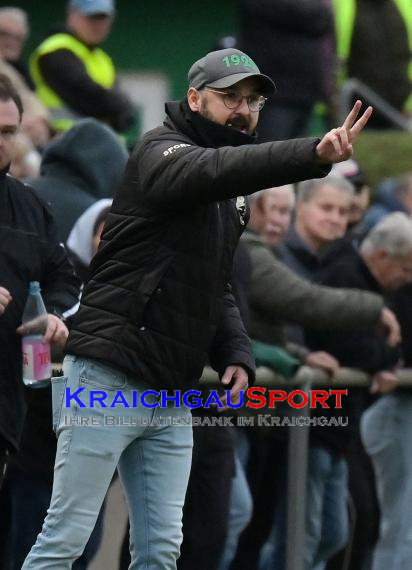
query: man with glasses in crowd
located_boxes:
[23,48,371,569]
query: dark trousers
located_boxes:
[177,421,235,570]
[230,435,288,570]
[326,435,379,570]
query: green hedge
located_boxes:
[351,130,412,191]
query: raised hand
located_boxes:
[316,100,373,164]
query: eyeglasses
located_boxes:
[205,88,267,112]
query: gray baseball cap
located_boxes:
[68,0,115,15]
[188,48,276,95]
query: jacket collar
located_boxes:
[164,99,257,149]
[0,163,10,181]
[284,225,320,264]
[356,254,382,293]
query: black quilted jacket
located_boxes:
[66,100,329,390]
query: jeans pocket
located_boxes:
[52,376,68,433]
[79,359,127,390]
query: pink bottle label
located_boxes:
[22,335,51,382]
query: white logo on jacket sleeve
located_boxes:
[163,143,191,156]
[236,196,247,226]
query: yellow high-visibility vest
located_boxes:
[30,33,116,131]
[333,0,412,113]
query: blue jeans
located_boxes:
[269,445,349,570]
[22,355,193,569]
[361,393,412,570]
[218,451,253,570]
[305,446,349,568]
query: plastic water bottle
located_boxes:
[21,281,51,388]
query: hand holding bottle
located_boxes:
[17,281,69,388]
[43,314,69,349]
[17,313,68,348]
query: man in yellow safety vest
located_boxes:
[30,0,135,134]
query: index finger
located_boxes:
[342,100,363,130]
[349,105,373,139]
[221,367,236,385]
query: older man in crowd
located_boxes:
[230,184,400,570]
[360,212,412,570]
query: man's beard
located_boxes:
[200,97,253,135]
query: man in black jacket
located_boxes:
[23,48,372,569]
[239,0,335,141]
[0,73,80,486]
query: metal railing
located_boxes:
[200,366,412,570]
[339,78,412,131]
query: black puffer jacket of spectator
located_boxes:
[0,167,80,450]
[66,99,330,391]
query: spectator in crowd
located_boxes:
[0,58,50,150]
[0,57,50,150]
[230,184,399,570]
[4,200,113,570]
[27,118,128,243]
[281,176,355,279]
[333,0,412,128]
[22,46,371,568]
[0,9,50,150]
[0,7,33,89]
[29,0,136,135]
[360,212,412,570]
[280,175,357,357]
[325,160,377,570]
[332,158,371,234]
[0,72,80,489]
[362,172,412,232]
[303,212,412,569]
[266,176,368,568]
[238,0,335,141]
[66,198,113,283]
[6,129,118,570]
[242,185,398,359]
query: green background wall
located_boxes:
[11,1,412,186]
[17,0,239,99]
